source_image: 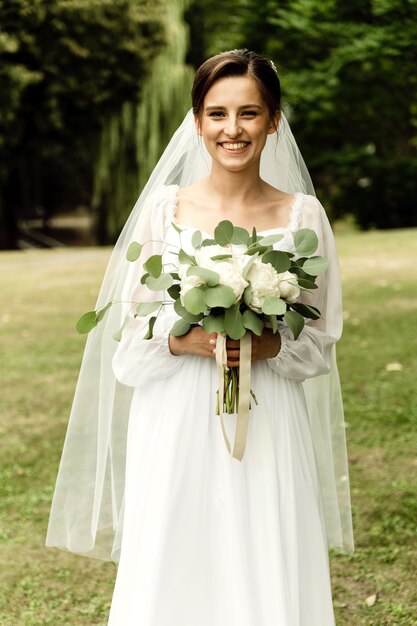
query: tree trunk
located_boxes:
[0,196,19,250]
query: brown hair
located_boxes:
[191,49,281,121]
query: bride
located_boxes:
[47,49,353,626]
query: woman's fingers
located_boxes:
[225,338,240,365]
[172,327,280,362]
[251,329,281,361]
[226,345,240,368]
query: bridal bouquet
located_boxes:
[77,220,328,460]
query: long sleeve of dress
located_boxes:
[112,186,182,388]
[267,195,343,381]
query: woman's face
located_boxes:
[195,75,279,174]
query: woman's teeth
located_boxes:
[221,142,249,150]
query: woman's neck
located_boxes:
[205,162,266,208]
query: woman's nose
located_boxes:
[224,117,242,137]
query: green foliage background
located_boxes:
[1,0,416,249]
[186,0,417,229]
[0,0,191,248]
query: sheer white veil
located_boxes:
[46,109,353,562]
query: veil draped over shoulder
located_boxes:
[46,110,353,562]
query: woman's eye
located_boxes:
[208,111,225,118]
[242,111,257,117]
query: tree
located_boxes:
[92,0,194,243]
[186,0,417,228]
[0,0,166,249]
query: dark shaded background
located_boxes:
[1,0,416,249]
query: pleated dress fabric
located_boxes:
[108,186,336,626]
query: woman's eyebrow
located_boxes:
[204,104,263,111]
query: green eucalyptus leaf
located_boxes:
[204,285,236,308]
[167,284,181,300]
[246,244,269,256]
[170,319,191,337]
[303,256,328,276]
[174,298,204,323]
[171,222,184,234]
[243,285,253,306]
[259,233,284,246]
[187,265,220,286]
[191,230,203,249]
[231,226,250,245]
[126,241,143,262]
[214,220,234,245]
[284,310,305,339]
[170,272,180,281]
[201,238,217,247]
[96,302,112,322]
[113,315,129,342]
[178,249,196,265]
[262,297,287,316]
[203,314,225,334]
[294,229,319,256]
[140,272,150,285]
[296,277,318,290]
[242,309,264,336]
[145,254,162,278]
[135,301,162,317]
[183,287,208,315]
[290,302,321,320]
[268,314,278,333]
[224,304,246,340]
[242,253,259,278]
[210,254,233,260]
[251,226,257,244]
[145,273,174,291]
[76,311,97,334]
[262,250,291,272]
[144,316,157,340]
[289,266,310,280]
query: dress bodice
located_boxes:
[161,184,305,255]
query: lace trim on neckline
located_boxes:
[163,184,304,234]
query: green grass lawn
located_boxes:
[1,230,416,625]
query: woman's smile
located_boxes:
[195,75,278,173]
[218,140,251,153]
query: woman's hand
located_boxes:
[169,326,217,359]
[251,328,281,361]
[169,326,281,367]
[226,328,281,367]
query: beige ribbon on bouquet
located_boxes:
[215,332,252,461]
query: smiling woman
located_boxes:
[196,76,279,174]
[46,49,353,626]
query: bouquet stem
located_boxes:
[215,332,254,461]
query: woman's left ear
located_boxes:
[268,111,281,134]
[194,115,202,136]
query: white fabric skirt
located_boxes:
[108,356,335,626]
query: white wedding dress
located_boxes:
[107,184,338,625]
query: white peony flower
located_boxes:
[277,271,300,303]
[177,262,190,279]
[246,258,281,313]
[193,244,248,302]
[214,259,248,300]
[179,273,203,304]
[195,244,230,269]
